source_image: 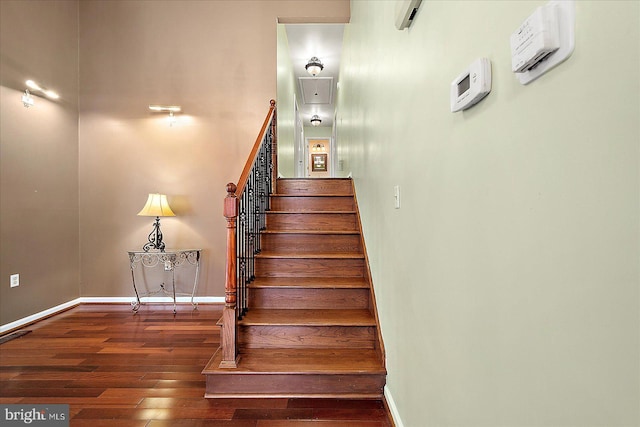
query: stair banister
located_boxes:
[220,100,276,368]
[235,100,277,197]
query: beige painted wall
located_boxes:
[78,1,349,298]
[0,0,348,325]
[0,0,80,325]
[338,1,639,425]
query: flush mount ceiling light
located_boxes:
[149,105,182,127]
[305,57,324,76]
[310,115,322,126]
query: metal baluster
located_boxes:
[255,158,262,255]
[266,129,272,209]
[260,141,270,230]
[246,167,255,317]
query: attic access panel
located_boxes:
[299,77,334,105]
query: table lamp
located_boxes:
[137,193,175,252]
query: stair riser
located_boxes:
[266,213,357,231]
[250,288,369,310]
[255,258,364,278]
[240,325,375,349]
[277,179,353,195]
[261,233,362,253]
[271,196,355,212]
[206,373,384,398]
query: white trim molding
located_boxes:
[0,296,225,334]
[1,298,82,334]
[384,385,404,427]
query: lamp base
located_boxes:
[143,217,166,252]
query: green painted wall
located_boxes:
[277,24,296,178]
[304,126,331,139]
[337,1,639,425]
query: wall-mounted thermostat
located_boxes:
[511,0,575,85]
[450,58,492,113]
[510,4,560,73]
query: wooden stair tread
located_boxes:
[261,229,359,235]
[256,252,364,259]
[250,277,369,289]
[239,309,376,326]
[260,228,360,236]
[271,194,353,198]
[275,179,354,196]
[267,210,356,214]
[204,348,385,375]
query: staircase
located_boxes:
[203,178,386,398]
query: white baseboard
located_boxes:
[384,385,404,427]
[0,296,225,334]
[0,298,83,334]
[79,296,225,304]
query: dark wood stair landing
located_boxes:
[204,178,386,398]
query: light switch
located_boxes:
[394,185,400,209]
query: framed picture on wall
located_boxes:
[311,153,327,172]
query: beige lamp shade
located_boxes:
[137,193,176,217]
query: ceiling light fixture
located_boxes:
[25,79,60,100]
[305,57,324,76]
[310,115,322,126]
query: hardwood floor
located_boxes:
[0,304,392,426]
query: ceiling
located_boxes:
[284,24,345,128]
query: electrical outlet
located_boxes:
[394,185,401,209]
[10,274,19,288]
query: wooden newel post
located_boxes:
[270,99,278,194]
[220,182,240,368]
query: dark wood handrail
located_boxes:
[235,99,277,198]
[220,100,276,369]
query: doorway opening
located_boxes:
[307,137,331,177]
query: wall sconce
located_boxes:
[26,80,59,99]
[137,193,176,252]
[21,80,59,108]
[22,90,34,108]
[310,115,322,126]
[312,143,325,152]
[305,57,324,76]
[149,105,181,127]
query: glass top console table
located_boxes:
[127,249,201,314]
